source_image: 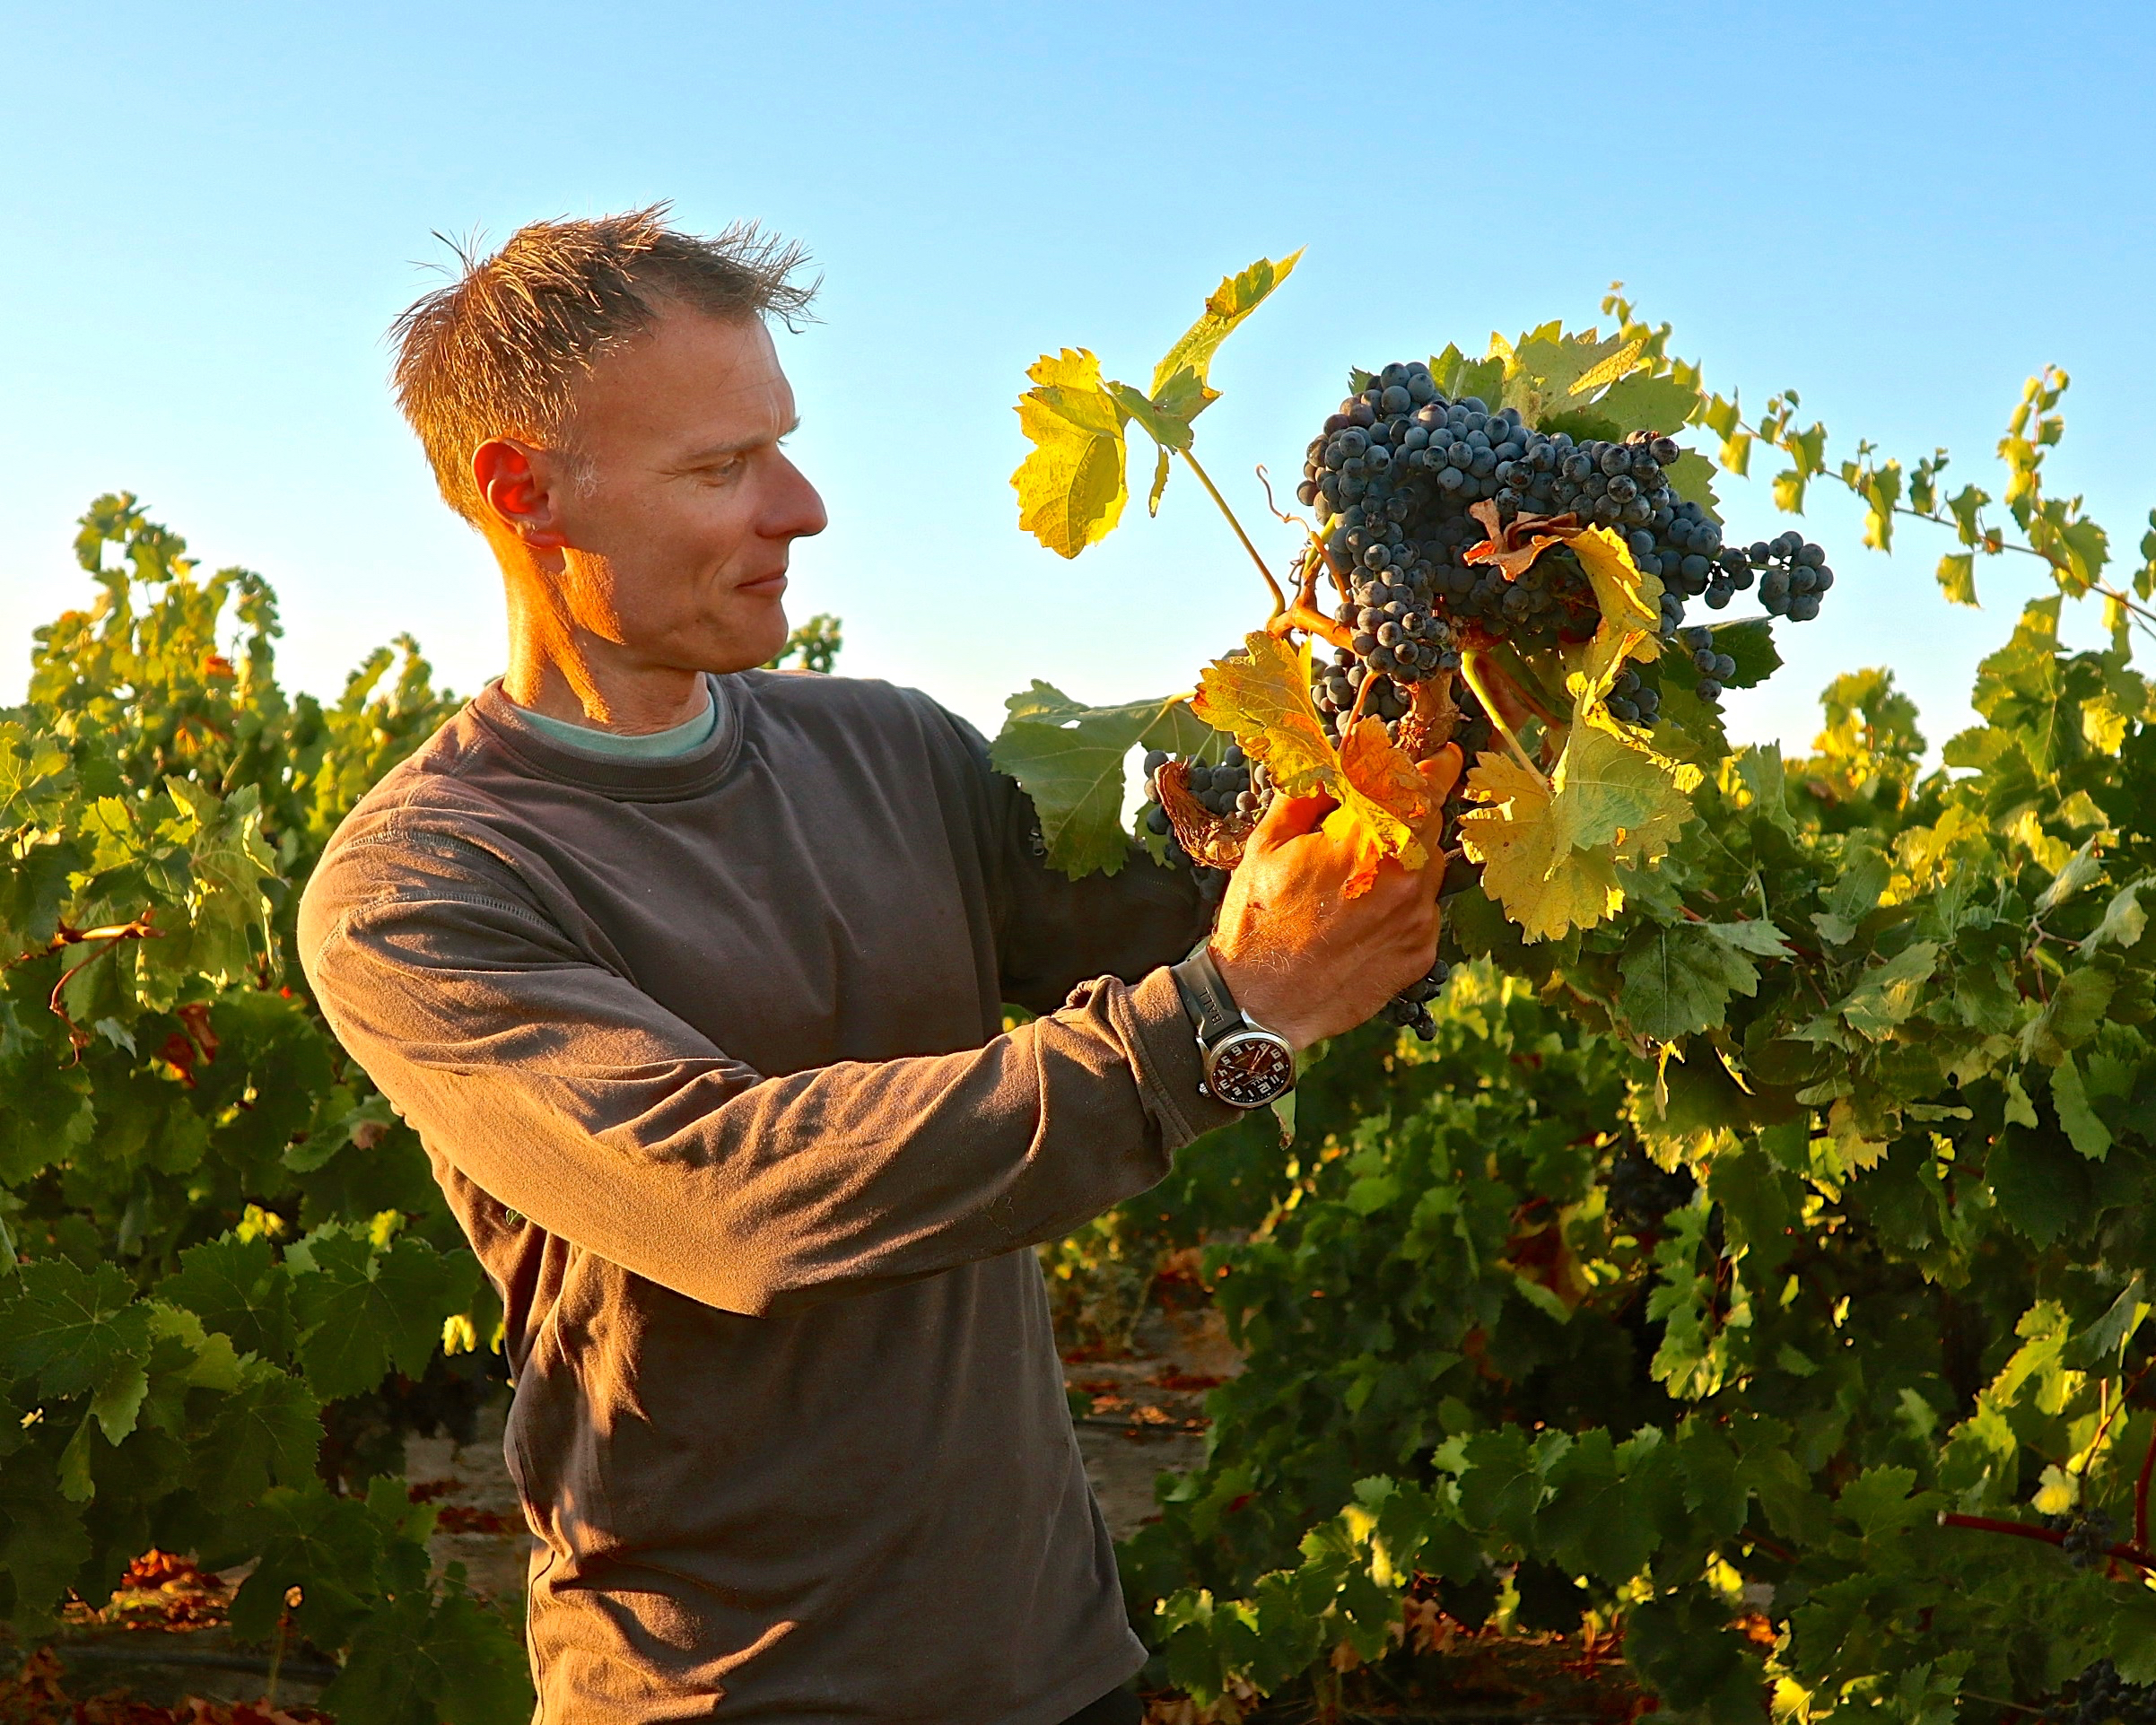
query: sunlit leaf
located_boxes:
[1011,348,1130,558]
[1191,632,1427,893]
[1148,251,1304,401]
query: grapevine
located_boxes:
[998,261,2156,1720]
[0,497,532,1722]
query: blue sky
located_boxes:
[4,2,2151,758]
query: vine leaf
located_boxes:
[1457,628,1694,948]
[1110,382,1196,454]
[192,1358,322,1512]
[1620,924,1762,1041]
[0,1259,152,1404]
[1191,632,1427,894]
[1592,371,1702,439]
[1702,619,1781,691]
[1661,449,1724,521]
[1338,719,1436,836]
[1012,349,1130,558]
[1549,724,1693,860]
[2081,881,2148,954]
[1703,918,1794,958]
[1456,750,1622,943]
[1493,326,1642,426]
[164,1231,296,1363]
[990,684,1210,878]
[1569,525,1663,644]
[2050,1055,2114,1160]
[285,1226,477,1403]
[1839,941,1941,1039]
[1148,252,1304,404]
[2021,967,2114,1065]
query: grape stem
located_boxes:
[1268,604,1352,652]
[31,910,164,1054]
[2138,1416,2155,1553]
[1480,639,1567,730]
[1938,1512,2156,1574]
[1175,448,1286,614]
[1458,649,1549,790]
[1266,539,1353,650]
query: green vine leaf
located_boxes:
[990,684,1212,878]
[1619,924,1761,1041]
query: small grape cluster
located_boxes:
[1606,1146,1698,1233]
[1132,740,1455,1040]
[1137,745,1269,876]
[1604,665,1661,727]
[2069,1660,2156,1725]
[1377,959,1450,1040]
[1742,530,1835,622]
[1139,742,1267,824]
[1676,625,1741,704]
[2062,1508,2118,1570]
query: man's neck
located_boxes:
[498,560,711,735]
[501,650,711,735]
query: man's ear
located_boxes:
[473,439,569,549]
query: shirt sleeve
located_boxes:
[914,700,1221,1015]
[298,807,1239,1320]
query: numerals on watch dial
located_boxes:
[1207,1031,1296,1108]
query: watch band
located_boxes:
[1170,941,1244,1044]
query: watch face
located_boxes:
[1206,1030,1296,1108]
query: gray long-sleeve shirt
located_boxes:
[295,668,1236,1722]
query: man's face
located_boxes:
[541,304,827,674]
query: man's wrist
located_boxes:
[1205,945,1308,1051]
[1171,943,1296,1109]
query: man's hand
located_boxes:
[1209,751,1462,1050]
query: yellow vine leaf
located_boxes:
[1456,749,1624,941]
[1339,716,1433,832]
[1569,525,1663,648]
[1011,349,1129,558]
[1457,646,1697,943]
[1148,252,1305,401]
[1191,632,1427,895]
[1191,632,1337,797]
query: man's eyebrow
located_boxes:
[676,419,802,465]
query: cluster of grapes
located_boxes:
[1139,742,1266,825]
[1295,360,1837,729]
[2069,1660,2156,1725]
[1604,665,1661,727]
[1376,959,1450,1040]
[2061,1508,2119,1570]
[1606,1146,1698,1233]
[1745,530,1834,622]
[1676,625,1741,703]
[1137,745,1262,877]
[1133,741,1457,1036]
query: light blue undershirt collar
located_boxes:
[511,683,721,759]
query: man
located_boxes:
[299,206,1443,1723]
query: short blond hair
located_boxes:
[388,205,816,522]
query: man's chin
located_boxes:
[696,614,793,675]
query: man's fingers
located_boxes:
[1251,788,1335,850]
[1418,742,1464,806]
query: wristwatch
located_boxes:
[1169,941,1296,1110]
